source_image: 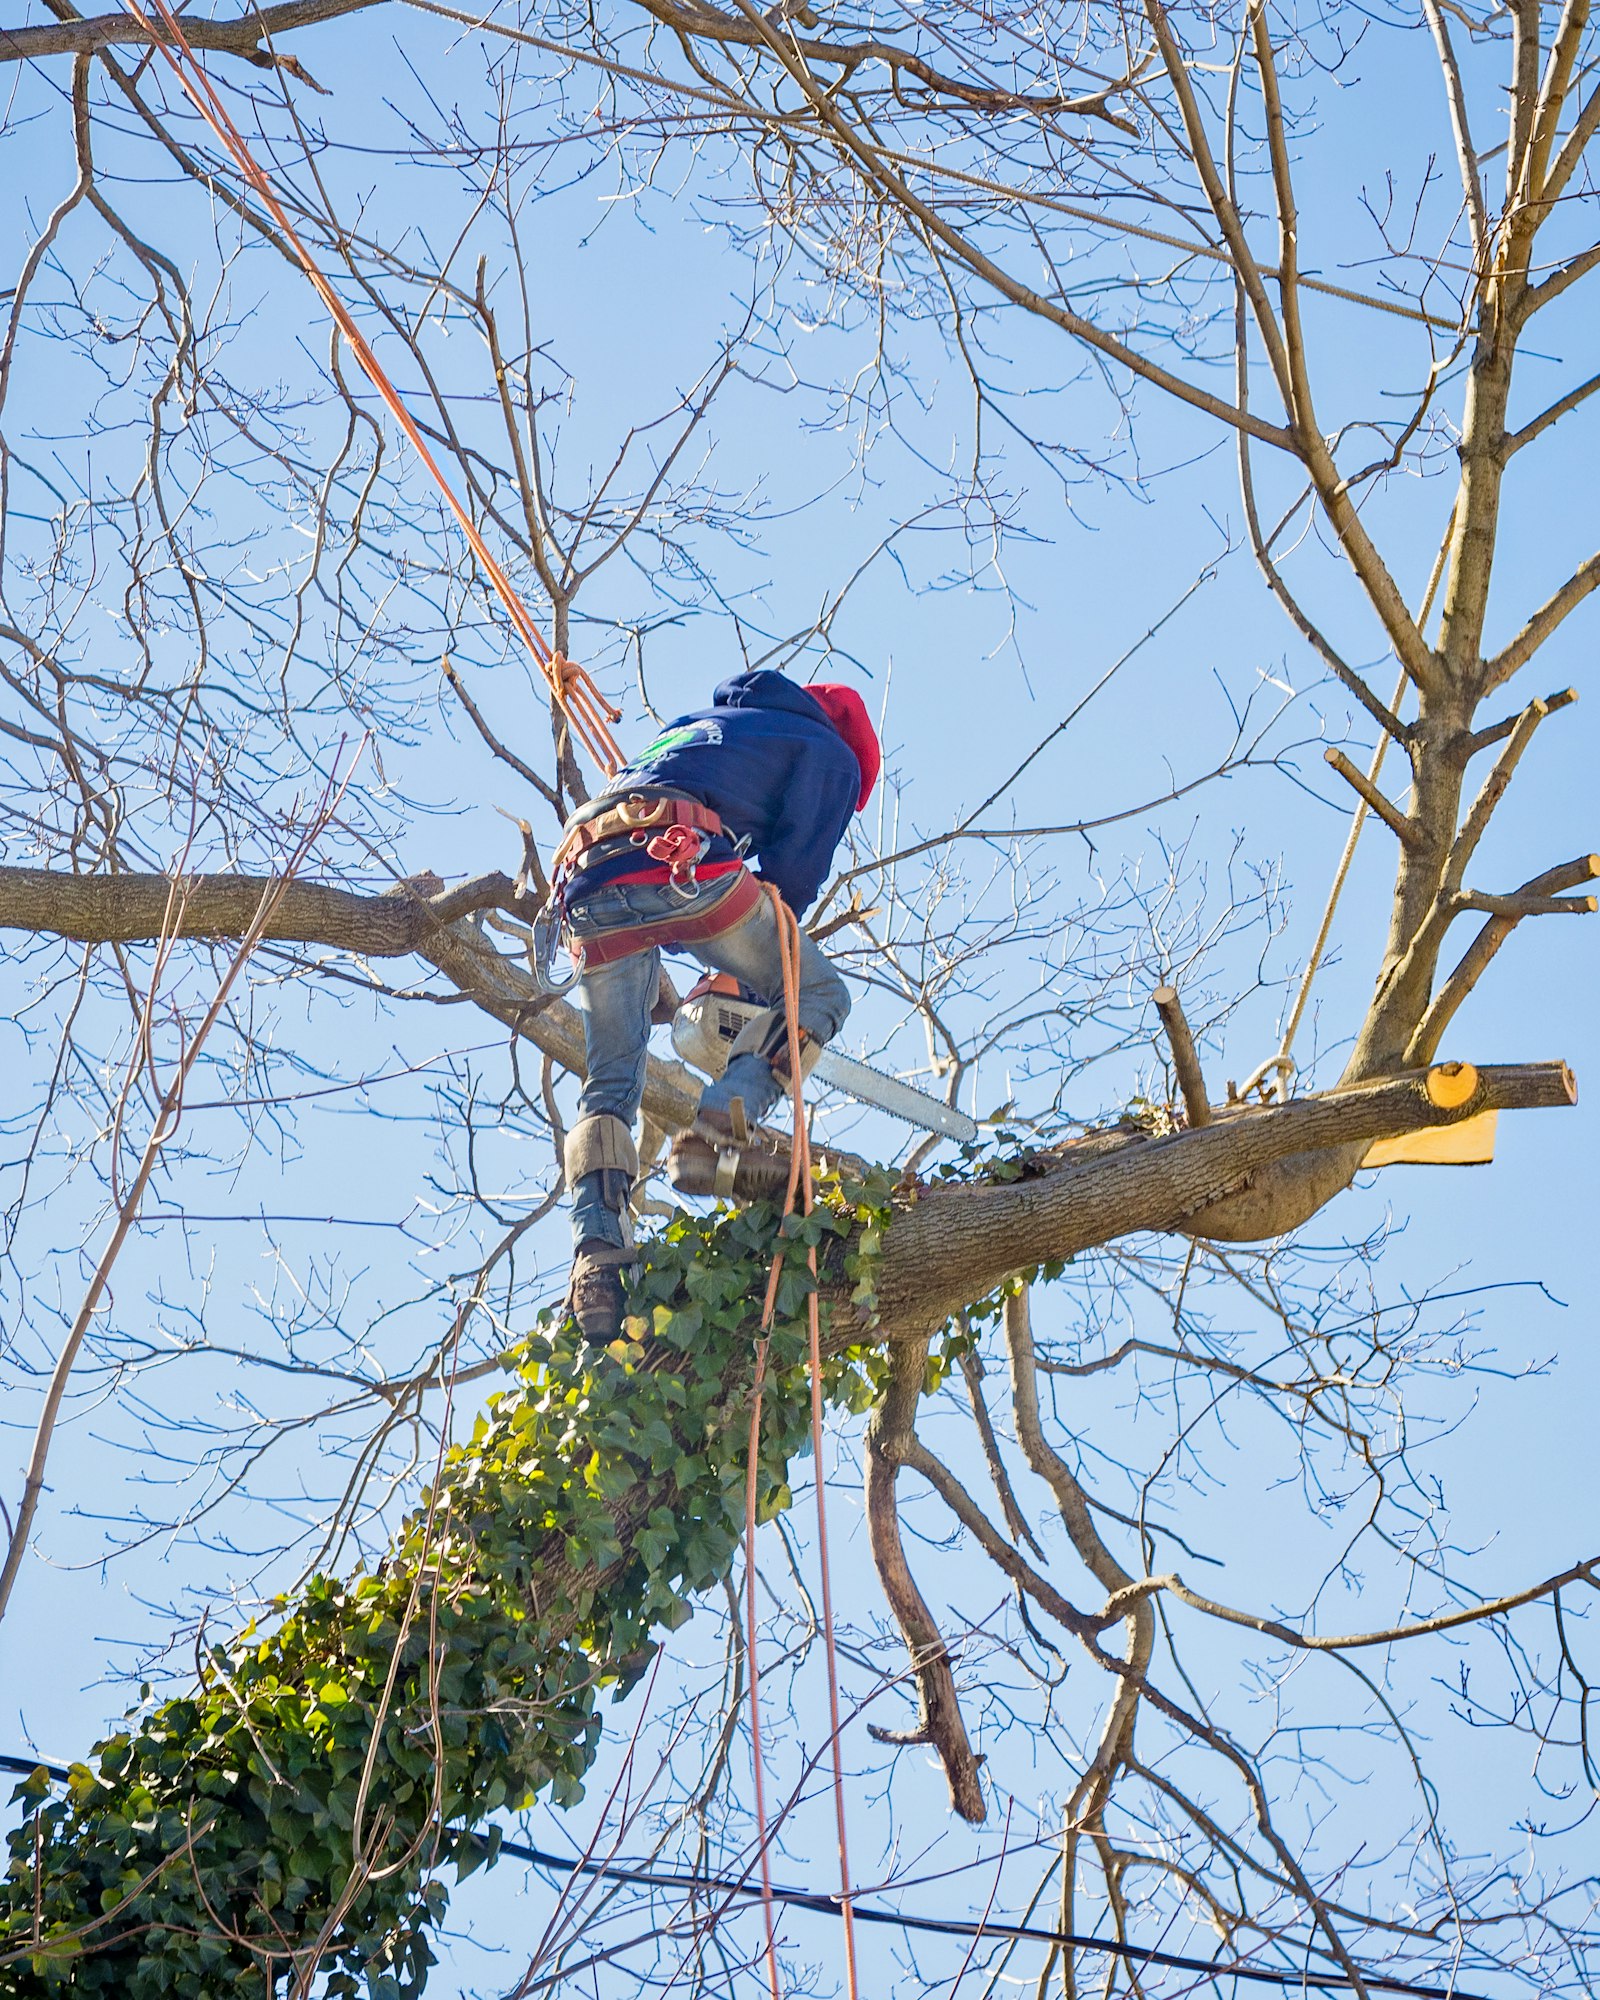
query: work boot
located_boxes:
[668,1105,792,1204]
[564,1242,635,1346]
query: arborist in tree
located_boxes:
[551,670,881,1345]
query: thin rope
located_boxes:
[743,1330,784,1999]
[1270,517,1457,1093]
[744,884,861,2000]
[118,0,625,779]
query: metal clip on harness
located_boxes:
[636,820,710,897]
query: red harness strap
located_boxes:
[552,793,725,878]
[572,866,763,969]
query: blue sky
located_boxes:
[1,2,1596,1992]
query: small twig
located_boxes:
[442,655,562,810]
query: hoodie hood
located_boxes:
[711,669,831,725]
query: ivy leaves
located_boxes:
[1,1176,892,1998]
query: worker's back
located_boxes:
[575,670,863,912]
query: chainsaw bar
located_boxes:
[672,981,978,1144]
[810,1047,978,1143]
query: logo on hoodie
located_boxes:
[608,719,723,788]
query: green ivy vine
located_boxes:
[0,1177,892,1999]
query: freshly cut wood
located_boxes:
[1425,1061,1480,1108]
[1364,1109,1498,1167]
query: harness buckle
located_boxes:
[616,792,669,829]
[645,821,709,891]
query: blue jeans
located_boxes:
[566,875,850,1248]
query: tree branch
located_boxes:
[870,1062,1578,1330]
[710,0,1296,452]
[1504,372,1600,454]
[1408,854,1600,1061]
[1322,749,1419,848]
[1152,985,1212,1126]
[0,0,384,65]
[0,864,516,955]
[1458,686,1576,757]
[0,866,705,1131]
[1115,1554,1597,1652]
[1483,550,1600,690]
[864,1337,987,1822]
[1441,695,1550,894]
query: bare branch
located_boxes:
[1422,0,1490,271]
[1441,694,1550,893]
[1322,749,1420,848]
[1118,1554,1598,1652]
[1152,985,1212,1127]
[1454,888,1596,917]
[1484,553,1600,690]
[1409,854,1600,1059]
[1459,686,1577,756]
[1504,373,1600,454]
[865,1337,987,1822]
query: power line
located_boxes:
[2,1753,1484,1998]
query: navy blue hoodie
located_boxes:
[564,671,861,916]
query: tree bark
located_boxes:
[0,869,1573,1331]
[0,866,707,1132]
[868,1062,1576,1332]
[0,0,385,65]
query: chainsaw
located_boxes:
[671,974,978,1143]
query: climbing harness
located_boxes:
[550,793,728,881]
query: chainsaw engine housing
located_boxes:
[670,976,762,1080]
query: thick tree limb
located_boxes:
[0,865,705,1132]
[0,0,384,65]
[870,1062,1577,1331]
[0,864,514,954]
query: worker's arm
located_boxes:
[752,743,859,914]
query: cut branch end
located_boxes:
[1152,984,1212,1127]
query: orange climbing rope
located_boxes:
[118,0,626,780]
[743,884,861,2000]
[124,11,854,1978]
